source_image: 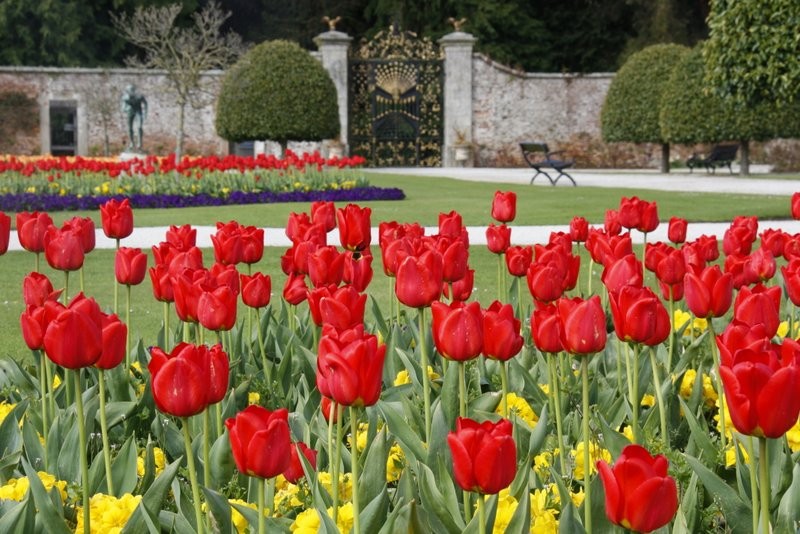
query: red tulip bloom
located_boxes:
[760,229,787,258]
[585,230,633,267]
[337,203,371,252]
[166,246,204,278]
[447,417,516,495]
[781,259,800,306]
[658,280,684,302]
[308,285,367,330]
[311,201,336,232]
[286,212,314,244]
[491,191,516,223]
[619,196,658,233]
[485,224,511,254]
[0,211,9,254]
[165,224,197,250]
[557,295,607,355]
[226,406,292,479]
[440,238,469,284]
[723,221,757,257]
[210,263,240,294]
[604,209,622,236]
[308,245,345,288]
[792,193,800,220]
[743,247,776,283]
[283,442,318,484]
[211,221,244,265]
[316,325,386,407]
[283,273,309,305]
[43,296,103,369]
[431,301,484,362]
[483,301,523,361]
[173,271,204,323]
[684,265,733,318]
[654,247,686,286]
[21,301,64,351]
[198,285,238,331]
[505,245,532,277]
[16,211,54,253]
[601,254,643,293]
[733,283,782,338]
[668,217,688,244]
[115,247,147,286]
[62,216,96,254]
[149,264,175,303]
[438,210,464,240]
[343,251,373,292]
[241,226,265,265]
[241,272,272,309]
[569,216,589,243]
[44,226,85,272]
[446,268,475,302]
[22,272,62,307]
[206,343,231,405]
[597,444,678,533]
[527,262,566,304]
[99,198,133,239]
[719,338,800,438]
[531,304,563,354]
[395,250,443,308]
[644,242,669,274]
[95,314,128,370]
[609,286,670,346]
[716,320,771,367]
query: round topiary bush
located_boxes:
[215,40,340,147]
[601,44,690,144]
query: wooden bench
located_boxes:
[686,144,738,174]
[519,142,576,186]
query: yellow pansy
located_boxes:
[571,441,611,479]
[248,391,260,405]
[786,419,800,452]
[73,493,141,533]
[0,401,15,425]
[393,366,440,386]
[387,443,405,482]
[777,320,789,338]
[640,394,656,407]
[673,309,691,331]
[679,369,718,408]
[136,446,165,477]
[498,392,538,427]
[0,471,67,502]
[290,508,320,533]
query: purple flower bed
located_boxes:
[0,186,405,212]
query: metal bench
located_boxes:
[519,142,576,186]
[686,144,738,174]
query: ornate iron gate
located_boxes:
[349,26,443,167]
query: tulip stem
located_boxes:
[203,409,211,489]
[64,270,69,304]
[477,494,486,534]
[499,361,508,418]
[709,325,727,453]
[98,370,115,496]
[331,403,343,527]
[73,370,90,534]
[496,254,503,302]
[459,361,467,419]
[257,476,266,534]
[586,258,594,297]
[35,252,40,273]
[181,417,204,534]
[125,284,132,370]
[255,308,271,386]
[649,347,668,446]
[114,238,120,314]
[667,297,675,371]
[630,344,640,444]
[615,341,624,405]
[349,406,362,534]
[419,308,432,445]
[548,354,567,474]
[79,266,85,293]
[581,357,592,534]
[163,301,170,352]
[266,476,275,517]
[758,437,771,533]
[37,351,48,471]
[748,436,759,534]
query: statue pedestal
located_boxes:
[119,151,146,161]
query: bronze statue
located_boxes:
[121,84,147,151]
[447,17,467,32]
[322,15,341,31]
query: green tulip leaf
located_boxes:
[121,457,181,534]
[0,494,35,533]
[202,487,233,534]
[775,462,800,532]
[415,459,464,534]
[0,403,23,478]
[99,401,137,429]
[210,429,235,489]
[677,398,718,463]
[359,487,390,534]
[463,493,498,534]
[360,426,388,506]
[156,510,195,534]
[21,416,45,472]
[470,391,502,414]
[111,435,139,496]
[377,500,413,534]
[528,402,549,457]
[588,470,614,532]
[230,500,293,532]
[377,401,425,461]
[440,359,460,427]
[55,415,80,482]
[683,453,751,534]
[0,358,38,395]
[505,478,532,534]
[550,467,585,534]
[21,459,71,534]
[596,412,631,458]
[314,505,340,534]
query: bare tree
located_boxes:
[111,2,245,160]
[81,70,119,156]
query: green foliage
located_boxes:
[704,0,800,106]
[659,46,799,144]
[601,43,690,143]
[215,40,340,145]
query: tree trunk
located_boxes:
[660,142,670,173]
[176,101,186,162]
[739,140,750,176]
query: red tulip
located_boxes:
[658,280,684,302]
[343,251,373,292]
[601,254,643,293]
[22,272,62,307]
[604,209,621,236]
[781,259,800,306]
[431,301,484,362]
[336,203,371,252]
[618,196,658,233]
[283,273,308,305]
[165,224,196,250]
[440,238,469,284]
[210,263,240,294]
[597,444,678,533]
[167,246,204,278]
[733,283,782,338]
[483,301,523,361]
[505,245,532,277]
[226,406,292,479]
[99,198,133,239]
[240,272,272,308]
[569,216,589,242]
[61,216,96,254]
[308,246,345,288]
[609,286,670,346]
[527,262,566,304]
[395,250,443,308]
[21,301,64,351]
[198,285,238,331]
[206,343,231,404]
[654,247,686,286]
[684,265,733,318]
[439,210,464,240]
[485,224,511,254]
[380,236,414,277]
[447,417,516,495]
[760,229,787,258]
[148,264,175,303]
[446,268,475,302]
[531,304,563,354]
[716,320,771,367]
[316,325,386,407]
[743,247,776,283]
[557,296,607,355]
[283,442,318,484]
[173,270,205,323]
[44,226,85,272]
[115,247,147,285]
[16,211,54,253]
[286,212,314,244]
[0,211,9,254]
[719,338,800,438]
[241,226,264,265]
[95,314,127,370]
[311,200,336,232]
[668,217,688,244]
[211,221,244,265]
[491,191,516,223]
[792,193,800,220]
[43,295,103,369]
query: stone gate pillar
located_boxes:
[439,31,476,167]
[314,30,352,153]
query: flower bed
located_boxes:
[0,152,404,211]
